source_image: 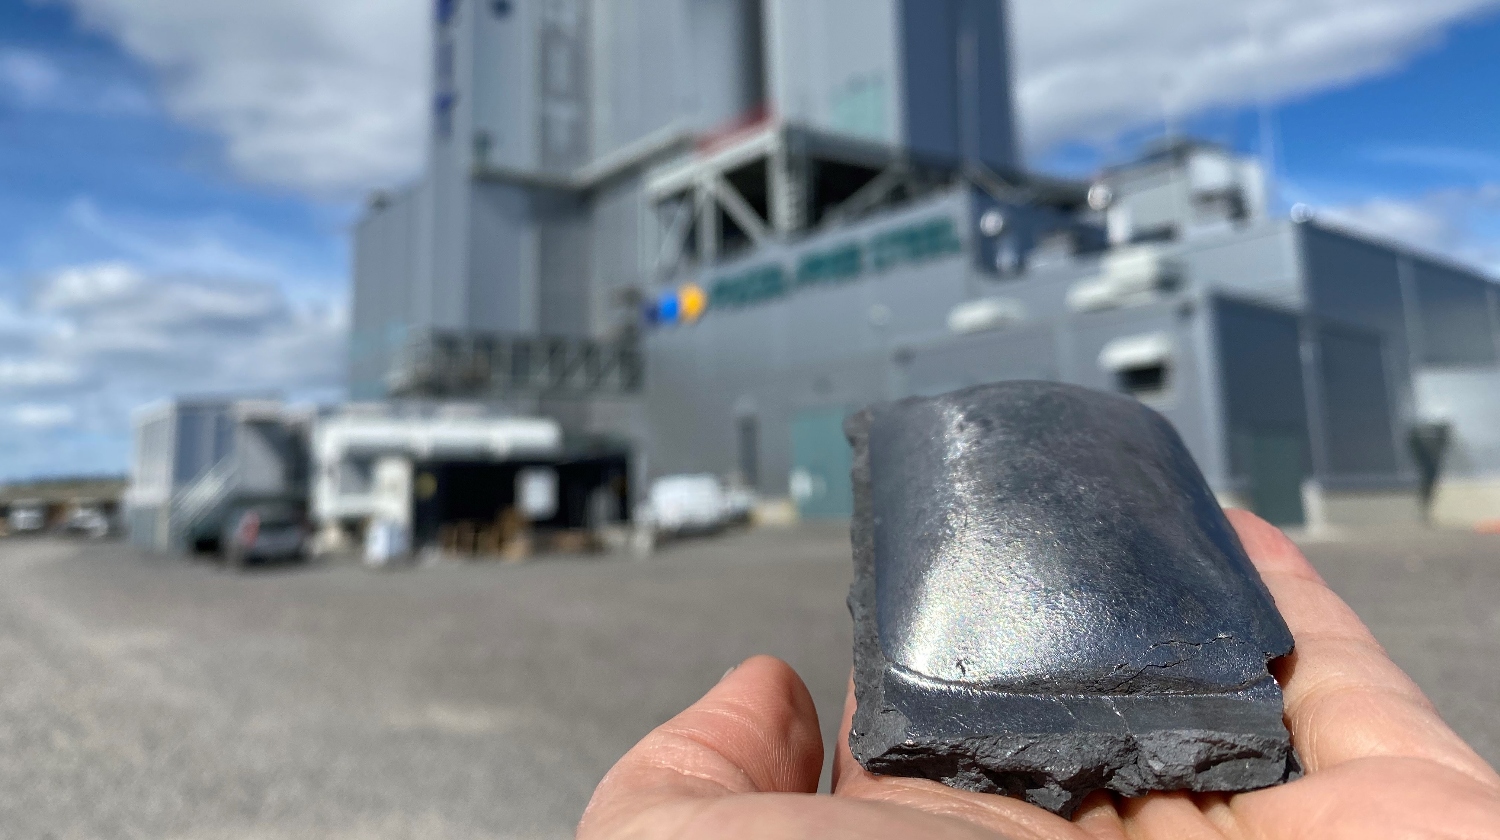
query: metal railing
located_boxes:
[169,456,238,546]
[389,330,644,398]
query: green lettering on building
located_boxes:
[701,215,962,318]
[796,242,862,287]
[710,264,787,308]
[870,218,963,272]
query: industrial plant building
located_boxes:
[126,0,1500,546]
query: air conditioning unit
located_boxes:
[947,298,1027,335]
[1067,245,1181,312]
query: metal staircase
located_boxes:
[169,455,239,549]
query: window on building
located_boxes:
[1099,332,1173,400]
[1117,363,1169,397]
[737,415,760,491]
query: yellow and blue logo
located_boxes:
[647,283,708,327]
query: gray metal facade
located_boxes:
[349,1,1500,528]
[351,0,1022,400]
[641,188,1500,525]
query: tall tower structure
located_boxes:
[768,0,1018,171]
[350,0,1023,403]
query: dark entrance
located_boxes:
[410,452,630,550]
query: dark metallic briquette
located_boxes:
[846,381,1298,816]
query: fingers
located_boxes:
[833,675,1089,840]
[1226,510,1500,788]
[1228,756,1500,839]
[1113,793,1232,839]
[578,656,825,838]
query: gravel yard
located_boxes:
[0,524,1495,839]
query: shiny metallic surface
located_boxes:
[870,381,1288,690]
[848,381,1297,815]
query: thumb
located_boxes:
[578,656,825,837]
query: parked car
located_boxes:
[722,485,757,526]
[640,474,731,537]
[7,501,47,535]
[62,506,112,539]
[221,503,308,569]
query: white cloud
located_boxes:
[0,48,63,103]
[0,358,84,389]
[46,198,349,304]
[50,0,429,195]
[1363,146,1500,181]
[1011,0,1500,154]
[0,44,152,115]
[1313,183,1500,273]
[0,260,347,478]
[10,404,77,430]
[23,261,343,384]
[34,261,143,311]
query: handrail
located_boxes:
[170,456,239,538]
[389,330,644,398]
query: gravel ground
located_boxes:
[0,524,1495,839]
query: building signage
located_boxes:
[710,265,787,309]
[702,215,963,316]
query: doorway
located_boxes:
[790,408,853,519]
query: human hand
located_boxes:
[577,511,1500,839]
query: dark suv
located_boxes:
[221,503,308,569]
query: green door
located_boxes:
[1234,431,1307,527]
[790,408,854,520]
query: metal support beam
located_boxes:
[823,162,910,226]
[768,140,802,235]
[711,174,772,245]
[965,162,1035,206]
[388,330,643,399]
[695,179,719,265]
[653,198,694,279]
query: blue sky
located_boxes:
[1,0,1499,481]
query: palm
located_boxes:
[580,512,1500,839]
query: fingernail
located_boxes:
[720,665,738,682]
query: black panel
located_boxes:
[1318,325,1399,477]
[900,0,961,163]
[1413,259,1497,367]
[958,0,1018,171]
[1213,297,1310,452]
[1300,226,1404,339]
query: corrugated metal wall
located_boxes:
[1297,222,1500,487]
[1417,369,1500,479]
[1410,258,1498,367]
[899,0,1017,170]
[351,188,420,400]
[767,0,901,144]
[171,404,235,487]
[644,190,971,491]
[1298,224,1416,482]
[470,0,539,171]
[535,191,594,336]
[1315,323,1400,479]
[468,182,536,334]
[1212,297,1311,523]
[588,174,649,337]
[591,0,763,157]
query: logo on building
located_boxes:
[652,215,963,327]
